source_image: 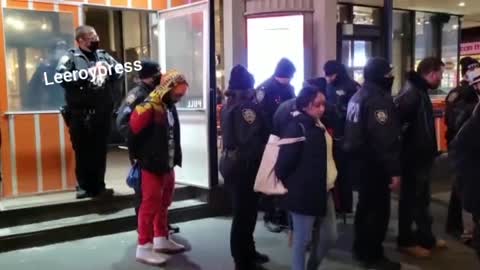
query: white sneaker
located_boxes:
[154,237,186,254]
[136,243,168,266]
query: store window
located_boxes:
[4,9,74,112]
[158,3,210,188]
[414,12,437,67]
[392,10,413,95]
[440,16,460,94]
[353,6,380,26]
[337,4,350,24]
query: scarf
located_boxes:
[317,120,337,190]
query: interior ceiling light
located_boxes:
[459,2,466,7]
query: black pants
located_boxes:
[353,170,391,263]
[227,172,259,268]
[69,111,111,195]
[333,140,353,213]
[446,180,464,235]
[398,165,436,249]
[473,216,480,260]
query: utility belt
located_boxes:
[60,105,106,129]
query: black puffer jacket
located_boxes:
[275,113,327,217]
[452,103,480,216]
[394,71,438,168]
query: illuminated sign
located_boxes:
[461,42,480,56]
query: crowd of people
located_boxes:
[219,56,480,270]
[56,24,480,270]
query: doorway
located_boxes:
[341,39,377,82]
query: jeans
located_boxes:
[290,194,337,270]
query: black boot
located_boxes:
[364,257,401,270]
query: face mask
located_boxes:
[382,77,394,90]
[153,75,161,87]
[88,41,99,52]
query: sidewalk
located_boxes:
[0,197,478,270]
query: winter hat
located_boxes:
[467,67,480,86]
[304,77,327,95]
[274,58,296,78]
[363,57,392,82]
[228,65,255,90]
[324,60,343,76]
[138,60,161,79]
[460,57,480,76]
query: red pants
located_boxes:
[138,169,175,245]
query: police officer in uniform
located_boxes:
[57,25,123,199]
[220,65,269,270]
[344,58,402,270]
[323,60,359,214]
[256,58,296,232]
[117,61,161,145]
[445,57,480,238]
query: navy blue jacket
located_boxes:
[275,113,327,217]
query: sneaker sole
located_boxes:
[154,248,186,254]
[136,258,167,266]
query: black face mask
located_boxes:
[153,75,161,87]
[88,41,99,52]
[379,77,394,91]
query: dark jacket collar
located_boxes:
[363,80,388,95]
[407,71,431,92]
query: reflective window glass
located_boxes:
[353,6,380,25]
[3,9,74,112]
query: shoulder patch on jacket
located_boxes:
[242,109,256,124]
[447,92,458,103]
[256,90,265,103]
[375,110,388,125]
[126,94,137,105]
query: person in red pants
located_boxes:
[129,70,188,266]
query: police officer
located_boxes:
[57,25,123,199]
[116,60,161,213]
[323,60,359,214]
[220,65,269,270]
[344,58,402,270]
[445,57,480,238]
[256,58,296,232]
[117,61,161,144]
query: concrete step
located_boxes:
[0,185,203,229]
[0,199,212,253]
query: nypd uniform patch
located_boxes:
[256,90,265,103]
[336,90,346,96]
[447,92,458,103]
[242,109,256,124]
[126,94,136,105]
[375,110,388,125]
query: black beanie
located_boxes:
[138,60,161,79]
[364,57,392,82]
[324,60,342,76]
[460,57,480,76]
[304,77,327,94]
[274,58,296,78]
[228,65,255,90]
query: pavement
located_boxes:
[0,195,479,270]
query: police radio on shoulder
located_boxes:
[45,60,142,86]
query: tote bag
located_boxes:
[254,134,305,195]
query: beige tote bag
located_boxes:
[254,134,306,195]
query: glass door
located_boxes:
[341,39,373,83]
[157,2,210,188]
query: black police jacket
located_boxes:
[444,80,479,146]
[56,48,123,110]
[221,89,268,175]
[394,72,437,168]
[344,81,402,178]
[256,77,296,135]
[452,103,480,216]
[325,76,359,139]
[275,113,327,217]
[116,82,154,139]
